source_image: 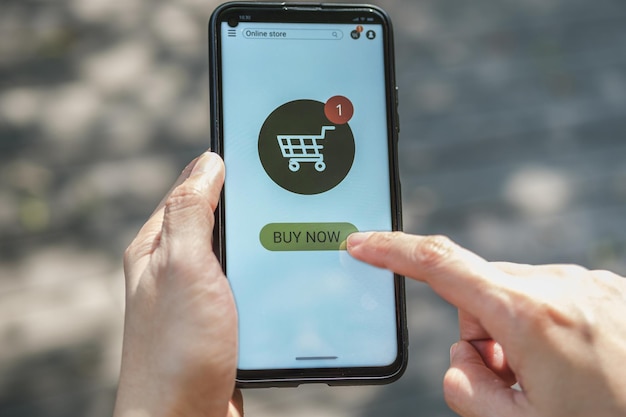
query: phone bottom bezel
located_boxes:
[236,360,407,388]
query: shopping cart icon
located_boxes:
[276,125,335,172]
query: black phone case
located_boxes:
[208,1,407,388]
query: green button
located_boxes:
[260,222,358,251]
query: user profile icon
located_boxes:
[366,30,376,40]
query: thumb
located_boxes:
[443,341,527,417]
[160,152,225,257]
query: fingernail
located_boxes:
[347,231,373,251]
[191,152,220,177]
[450,342,459,361]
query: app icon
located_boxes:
[258,99,355,195]
[351,25,364,40]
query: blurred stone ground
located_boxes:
[0,0,625,416]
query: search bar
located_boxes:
[242,28,343,40]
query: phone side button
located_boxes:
[395,85,400,134]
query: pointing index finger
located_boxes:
[347,231,512,335]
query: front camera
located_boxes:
[227,17,239,28]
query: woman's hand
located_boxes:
[114,152,242,417]
[348,231,626,417]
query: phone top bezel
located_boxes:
[208,2,407,387]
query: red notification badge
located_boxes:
[324,95,354,125]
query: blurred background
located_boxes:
[1,0,625,415]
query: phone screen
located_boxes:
[211,4,405,384]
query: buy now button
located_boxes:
[260,222,358,251]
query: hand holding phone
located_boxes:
[115,153,242,417]
[209,2,406,387]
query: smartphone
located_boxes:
[208,2,406,387]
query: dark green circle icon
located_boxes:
[258,99,355,195]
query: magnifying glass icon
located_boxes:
[332,31,338,38]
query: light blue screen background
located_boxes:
[221,21,398,370]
